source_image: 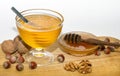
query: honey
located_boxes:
[68,42,96,49]
[17,14,62,48]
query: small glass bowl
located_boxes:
[58,31,99,56]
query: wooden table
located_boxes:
[0,38,120,76]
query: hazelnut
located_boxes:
[3,61,11,69]
[1,40,17,54]
[107,46,115,52]
[16,63,24,71]
[9,56,17,64]
[29,61,37,69]
[104,47,111,54]
[16,56,25,63]
[57,54,65,63]
[95,50,101,56]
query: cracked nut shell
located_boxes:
[14,35,21,46]
[14,35,31,54]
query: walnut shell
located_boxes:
[17,41,30,54]
[14,35,21,46]
[14,35,31,54]
[1,40,17,54]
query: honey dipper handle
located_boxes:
[83,38,120,46]
[11,7,28,23]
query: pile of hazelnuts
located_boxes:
[95,37,119,56]
[1,35,65,71]
[1,35,37,71]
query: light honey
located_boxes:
[17,14,62,48]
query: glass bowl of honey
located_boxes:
[58,31,99,56]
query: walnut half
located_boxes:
[64,62,79,72]
[78,60,92,74]
[64,60,92,74]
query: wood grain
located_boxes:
[0,37,120,76]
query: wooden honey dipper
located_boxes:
[64,33,120,47]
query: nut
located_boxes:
[57,54,65,63]
[64,62,79,72]
[3,61,11,69]
[104,47,111,54]
[78,60,92,74]
[64,60,92,74]
[14,35,31,54]
[95,50,101,56]
[16,63,24,71]
[1,40,17,54]
[16,55,25,63]
[29,61,37,69]
[9,56,17,64]
[17,41,30,54]
[78,66,92,74]
[107,46,115,52]
[14,35,21,46]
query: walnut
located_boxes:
[64,60,92,74]
[14,35,31,54]
[78,60,92,74]
[1,40,17,54]
[14,35,21,46]
[64,62,79,72]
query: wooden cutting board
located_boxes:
[0,37,120,76]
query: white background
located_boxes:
[0,0,120,43]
